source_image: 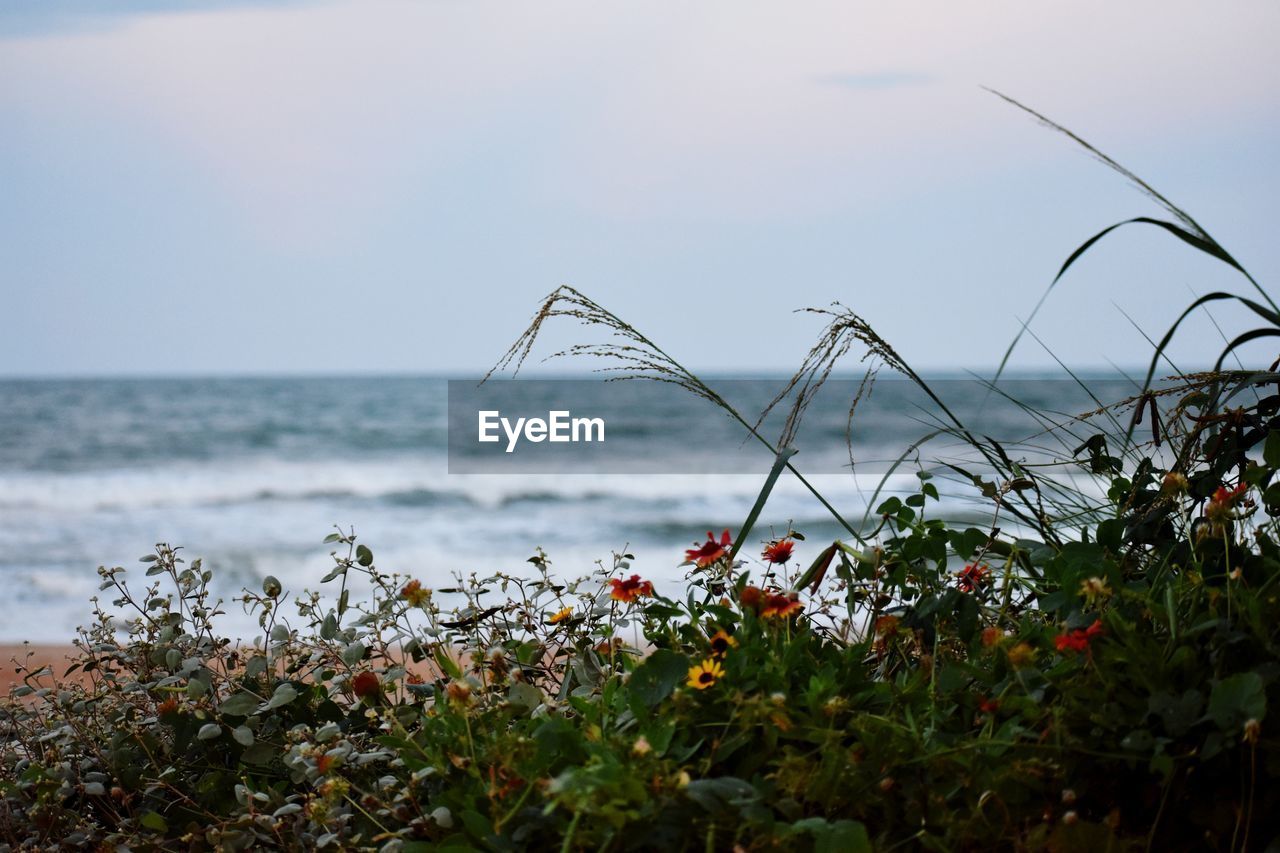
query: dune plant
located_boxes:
[3,98,1279,851]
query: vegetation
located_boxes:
[3,97,1279,850]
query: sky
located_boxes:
[2,0,1278,377]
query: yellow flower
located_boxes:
[549,606,573,624]
[708,629,737,658]
[686,658,724,690]
[400,579,431,607]
[1006,642,1037,670]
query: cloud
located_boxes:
[816,71,934,90]
[0,0,320,39]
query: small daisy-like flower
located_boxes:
[632,736,652,756]
[157,697,180,717]
[760,591,802,619]
[685,530,732,567]
[686,658,725,690]
[609,574,654,603]
[1079,576,1111,605]
[708,629,737,658]
[548,606,573,624]
[1161,471,1189,495]
[762,538,794,565]
[445,679,473,706]
[980,625,1004,648]
[956,563,990,593]
[400,579,431,607]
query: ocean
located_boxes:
[0,375,1129,641]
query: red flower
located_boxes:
[608,574,654,603]
[739,585,764,612]
[1054,619,1104,655]
[1212,483,1248,505]
[1206,483,1249,524]
[760,591,803,619]
[352,671,381,700]
[685,530,732,567]
[978,697,1000,715]
[762,538,795,565]
[956,563,990,593]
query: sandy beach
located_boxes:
[0,644,83,693]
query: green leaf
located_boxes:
[508,681,543,712]
[727,447,797,562]
[626,649,689,708]
[341,642,367,668]
[197,723,221,741]
[433,646,462,680]
[795,818,872,853]
[794,541,838,593]
[1265,430,1280,469]
[231,725,255,747]
[683,777,758,815]
[265,683,299,710]
[1207,672,1266,730]
[139,811,168,832]
[218,692,260,717]
[356,544,374,567]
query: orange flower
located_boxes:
[400,579,431,607]
[316,753,335,775]
[157,697,179,717]
[956,563,990,593]
[739,585,764,612]
[980,626,1004,648]
[685,530,732,567]
[445,679,473,705]
[1006,642,1036,669]
[875,614,900,637]
[762,538,794,565]
[978,697,1000,715]
[608,574,654,603]
[549,606,573,624]
[760,591,803,619]
[351,671,381,700]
